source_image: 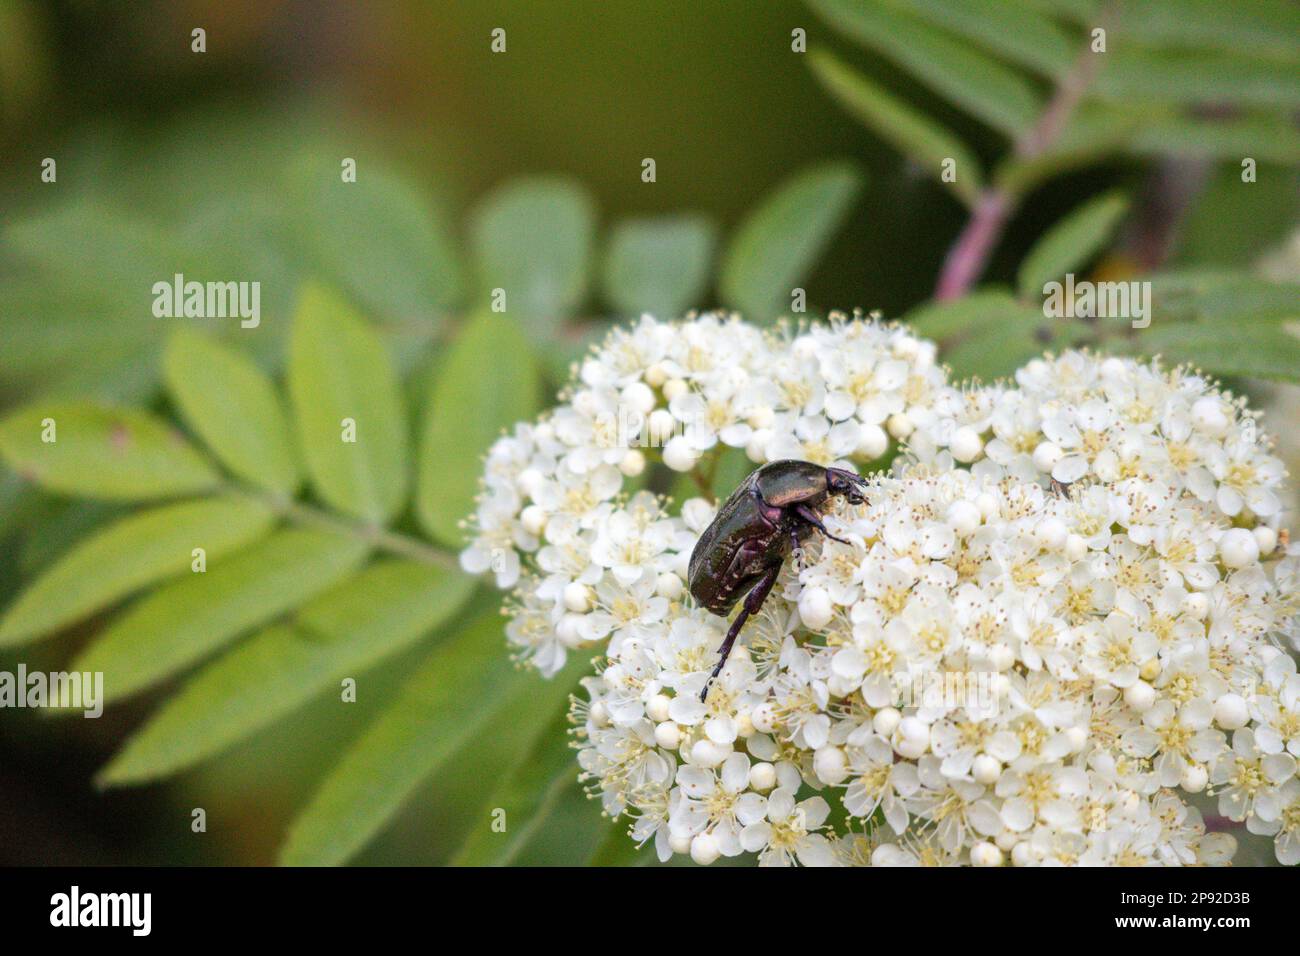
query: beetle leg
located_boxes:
[793,503,851,545]
[701,562,781,701]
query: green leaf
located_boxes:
[719,160,863,320]
[448,706,576,866]
[1097,49,1300,110]
[1017,191,1129,298]
[71,528,370,702]
[163,329,300,495]
[1100,0,1300,60]
[808,0,1042,135]
[0,402,220,501]
[287,284,409,522]
[279,610,527,865]
[904,287,1025,344]
[808,50,981,206]
[468,176,596,337]
[602,216,716,318]
[0,497,274,647]
[416,310,541,546]
[289,154,464,323]
[1124,113,1300,166]
[938,306,1053,382]
[1133,319,1300,383]
[880,0,1077,79]
[98,559,472,786]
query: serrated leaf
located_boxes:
[602,216,716,318]
[468,176,596,338]
[289,155,464,325]
[71,528,370,702]
[98,558,472,786]
[278,610,527,865]
[416,310,541,546]
[449,706,576,866]
[287,284,408,522]
[163,328,299,495]
[0,402,220,500]
[808,0,1042,135]
[1017,191,1129,298]
[809,50,981,206]
[0,496,274,647]
[719,161,863,321]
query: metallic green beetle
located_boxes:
[688,459,869,699]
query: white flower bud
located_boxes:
[798,586,834,630]
[972,754,1001,785]
[1253,525,1277,557]
[858,423,889,460]
[669,832,692,855]
[1183,591,1209,619]
[646,693,672,723]
[886,412,914,439]
[647,409,677,446]
[589,701,609,727]
[656,572,684,600]
[1011,842,1034,867]
[1032,441,1064,473]
[813,745,848,785]
[621,381,655,415]
[750,703,776,735]
[1213,692,1249,730]
[691,739,730,768]
[654,721,681,750]
[748,761,777,791]
[1123,680,1155,712]
[950,426,984,463]
[619,449,646,477]
[971,842,1003,867]
[872,706,901,737]
[663,378,689,401]
[1219,528,1259,569]
[520,504,547,536]
[563,582,592,613]
[690,832,720,866]
[748,406,775,429]
[557,613,586,647]
[1181,763,1208,793]
[662,436,699,472]
[644,362,668,387]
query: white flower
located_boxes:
[464,316,1299,867]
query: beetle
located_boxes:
[688,459,869,699]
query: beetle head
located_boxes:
[826,467,868,506]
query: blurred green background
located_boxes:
[0,0,1297,865]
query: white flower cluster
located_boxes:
[462,313,1300,866]
[461,314,953,676]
